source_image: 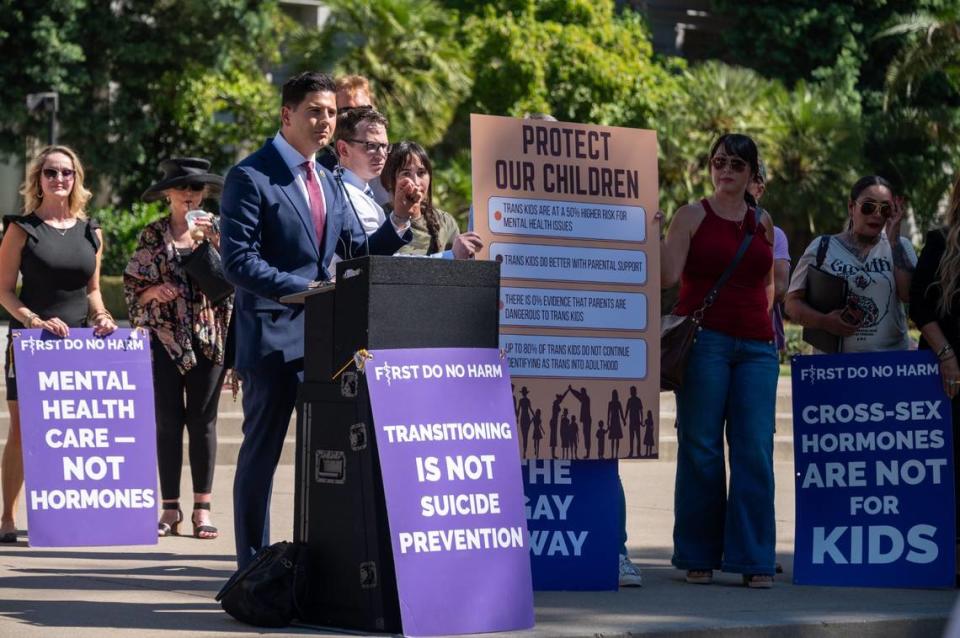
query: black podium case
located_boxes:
[293,256,500,633]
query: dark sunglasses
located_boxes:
[710,156,748,173]
[174,183,206,192]
[42,168,75,180]
[858,200,892,218]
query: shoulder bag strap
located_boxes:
[696,206,763,315]
[815,235,831,268]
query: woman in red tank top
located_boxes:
[660,134,779,588]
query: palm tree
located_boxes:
[877,6,960,100]
[290,0,471,147]
[656,61,782,218]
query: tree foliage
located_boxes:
[291,0,471,147]
[0,0,284,204]
[711,0,960,235]
[460,2,678,128]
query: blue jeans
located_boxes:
[672,328,778,575]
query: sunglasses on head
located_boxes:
[858,200,892,217]
[175,183,206,192]
[710,156,748,173]
[42,168,75,180]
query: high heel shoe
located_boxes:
[192,502,218,539]
[158,502,182,537]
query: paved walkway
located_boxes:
[0,459,955,637]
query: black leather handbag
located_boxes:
[179,240,233,304]
[216,541,308,627]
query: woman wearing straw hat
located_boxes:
[123,157,233,539]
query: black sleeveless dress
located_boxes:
[3,214,100,400]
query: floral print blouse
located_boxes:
[123,216,233,374]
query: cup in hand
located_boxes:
[185,210,211,241]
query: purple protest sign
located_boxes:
[12,328,158,546]
[365,347,534,636]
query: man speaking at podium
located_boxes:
[220,71,412,568]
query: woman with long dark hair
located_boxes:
[381,141,482,258]
[660,133,778,587]
[785,176,913,352]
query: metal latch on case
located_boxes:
[314,450,345,484]
[349,423,367,451]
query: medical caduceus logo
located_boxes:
[373,361,394,386]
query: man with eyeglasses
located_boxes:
[334,107,392,234]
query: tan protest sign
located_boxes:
[470,114,660,460]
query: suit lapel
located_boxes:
[318,166,341,264]
[263,143,320,259]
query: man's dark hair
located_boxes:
[336,107,389,143]
[281,72,336,109]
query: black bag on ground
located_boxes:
[180,240,234,304]
[216,541,308,627]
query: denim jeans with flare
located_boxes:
[672,328,778,575]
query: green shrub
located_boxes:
[100,276,128,321]
[783,322,812,363]
[94,202,167,277]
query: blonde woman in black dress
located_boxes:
[0,146,117,543]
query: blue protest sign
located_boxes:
[522,459,619,590]
[792,350,955,587]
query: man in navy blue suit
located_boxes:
[220,72,412,568]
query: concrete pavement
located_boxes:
[0,456,956,638]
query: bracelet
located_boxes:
[21,311,39,327]
[390,212,411,229]
[938,343,954,360]
[90,309,114,323]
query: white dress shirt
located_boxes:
[337,167,386,235]
[272,132,408,243]
[271,132,326,215]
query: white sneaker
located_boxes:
[619,554,643,587]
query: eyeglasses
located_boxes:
[174,183,206,192]
[858,200,892,217]
[42,168,75,180]
[344,139,392,155]
[710,156,748,173]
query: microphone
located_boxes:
[334,164,371,259]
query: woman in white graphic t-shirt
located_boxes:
[785,175,916,352]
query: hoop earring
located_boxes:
[37,190,43,199]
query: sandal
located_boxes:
[158,502,182,537]
[685,569,713,584]
[0,523,17,543]
[192,502,219,539]
[743,574,774,589]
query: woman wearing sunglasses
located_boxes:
[785,176,914,352]
[0,145,118,543]
[123,158,232,539]
[660,133,778,588]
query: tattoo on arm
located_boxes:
[891,240,915,273]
